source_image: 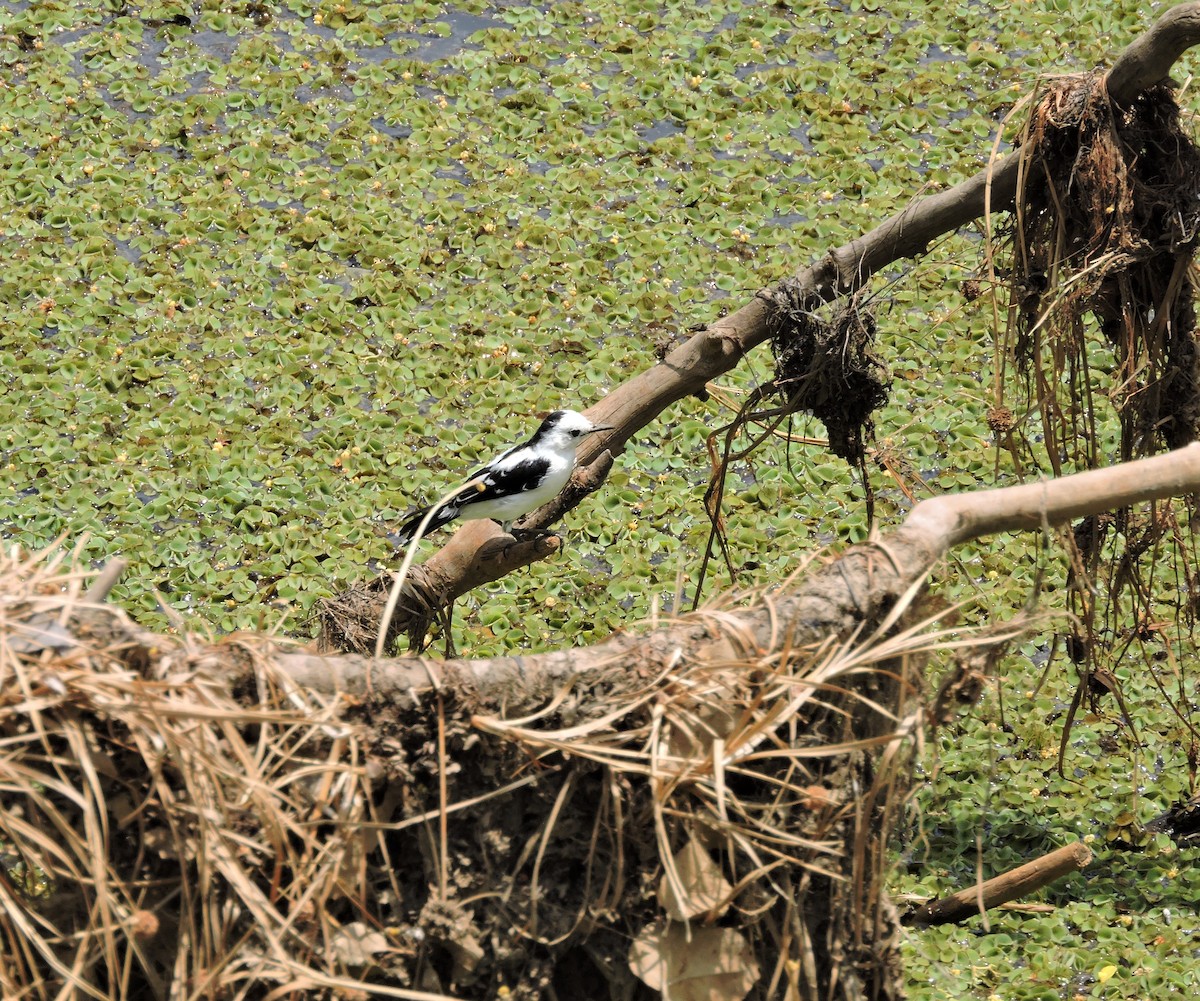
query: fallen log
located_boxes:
[904,841,1094,928]
[6,447,1200,1001]
[290,444,1200,705]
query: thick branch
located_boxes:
[286,444,1200,705]
[404,521,562,607]
[582,2,1200,441]
[904,841,1093,927]
[904,442,1200,548]
[376,5,1200,637]
[1105,2,1200,103]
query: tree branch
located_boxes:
[292,443,1200,705]
[1104,1,1200,103]
[903,841,1093,927]
[364,4,1200,641]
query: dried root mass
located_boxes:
[768,287,892,466]
[1011,72,1200,452]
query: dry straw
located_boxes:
[0,542,442,1000]
[0,542,1032,999]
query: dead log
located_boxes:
[50,446,1200,711]
[9,447,1200,1001]
[290,443,1200,705]
[904,841,1093,927]
[288,445,1197,1001]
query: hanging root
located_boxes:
[1010,72,1200,453]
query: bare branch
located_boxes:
[292,444,1200,703]
[375,4,1200,639]
[904,841,1093,927]
[904,441,1200,548]
[1104,1,1200,103]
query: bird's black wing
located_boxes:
[456,454,551,511]
[395,503,458,544]
[396,452,551,543]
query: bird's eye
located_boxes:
[571,429,583,437]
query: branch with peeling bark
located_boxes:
[375,3,1200,641]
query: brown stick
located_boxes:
[905,440,1200,549]
[85,558,127,603]
[283,443,1200,705]
[52,446,1200,707]
[377,4,1200,639]
[904,841,1093,927]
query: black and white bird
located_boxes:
[395,409,613,544]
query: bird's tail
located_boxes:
[395,504,457,545]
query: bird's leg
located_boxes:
[439,599,457,658]
[509,524,557,542]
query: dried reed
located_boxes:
[0,544,1032,999]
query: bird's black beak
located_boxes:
[589,424,615,434]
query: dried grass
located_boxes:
[0,546,439,1000]
[0,544,1033,999]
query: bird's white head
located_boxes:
[533,410,614,453]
